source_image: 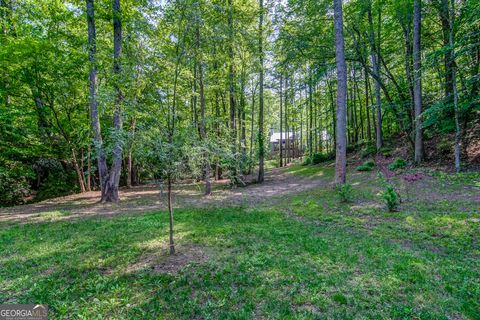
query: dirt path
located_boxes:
[0,165,331,225]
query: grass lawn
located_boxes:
[1,164,479,319]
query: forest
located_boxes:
[0,0,479,318]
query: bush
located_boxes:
[336,183,353,202]
[388,158,407,170]
[36,171,78,201]
[0,163,33,207]
[382,184,399,211]
[437,139,451,155]
[302,157,312,166]
[360,144,377,158]
[356,160,375,172]
[312,152,335,165]
[380,147,393,157]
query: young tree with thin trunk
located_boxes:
[279,75,283,167]
[449,0,461,172]
[257,0,265,183]
[367,2,382,151]
[196,20,211,195]
[413,0,424,163]
[334,0,347,185]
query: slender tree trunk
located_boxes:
[284,77,288,166]
[334,0,347,185]
[279,75,283,167]
[309,70,313,157]
[167,176,175,254]
[257,0,265,183]
[368,3,383,150]
[449,0,461,172]
[86,0,109,200]
[87,145,92,191]
[413,0,424,163]
[197,23,211,195]
[365,68,372,141]
[227,0,238,184]
[72,148,86,193]
[126,117,136,188]
[249,81,257,174]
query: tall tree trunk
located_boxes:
[249,81,257,174]
[437,0,455,103]
[279,75,283,167]
[197,23,211,195]
[368,2,383,150]
[449,0,461,172]
[308,70,313,157]
[86,0,108,199]
[413,0,424,163]
[257,0,265,183]
[227,0,238,184]
[102,0,124,203]
[334,0,347,185]
[364,68,372,141]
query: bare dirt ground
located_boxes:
[0,165,331,225]
[1,162,478,225]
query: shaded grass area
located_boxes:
[1,166,479,319]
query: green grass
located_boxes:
[1,167,479,319]
[285,163,334,178]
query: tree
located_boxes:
[86,0,109,202]
[334,0,347,185]
[257,0,265,183]
[413,0,424,163]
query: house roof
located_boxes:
[270,132,296,143]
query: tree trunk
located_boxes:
[126,118,136,188]
[257,0,265,183]
[449,0,461,172]
[167,176,175,255]
[279,75,283,167]
[249,80,257,174]
[413,0,424,163]
[368,3,383,150]
[86,0,109,200]
[197,23,211,195]
[308,70,313,157]
[72,148,86,193]
[334,0,347,185]
[103,0,124,203]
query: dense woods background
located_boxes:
[1,0,479,206]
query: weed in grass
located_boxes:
[336,183,353,203]
[357,160,375,172]
[388,158,407,170]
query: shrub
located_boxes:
[360,144,377,158]
[336,183,353,202]
[36,171,78,201]
[388,158,407,170]
[382,184,399,211]
[312,152,335,165]
[437,139,451,155]
[356,160,375,172]
[380,147,392,157]
[302,157,312,166]
[0,163,33,207]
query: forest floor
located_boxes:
[1,159,479,319]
